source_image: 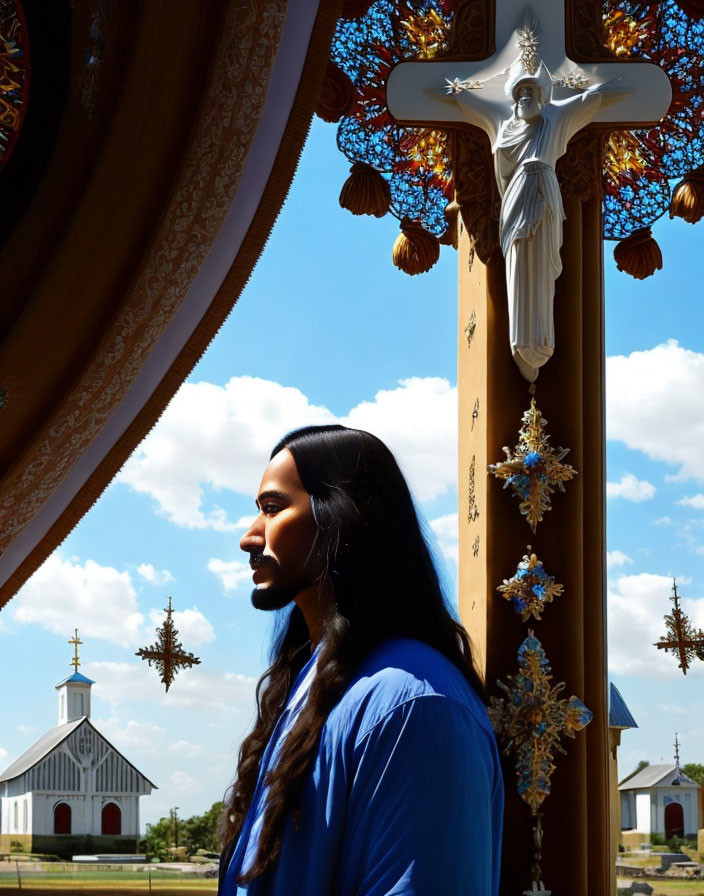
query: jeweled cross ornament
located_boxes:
[488,395,576,532]
[386,0,671,381]
[68,628,82,672]
[488,630,592,893]
[136,596,201,692]
[654,579,704,675]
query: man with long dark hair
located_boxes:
[219,425,503,894]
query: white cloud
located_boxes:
[148,607,215,647]
[85,661,257,717]
[207,558,252,594]
[12,553,143,648]
[606,341,704,482]
[137,564,175,586]
[170,771,200,795]
[0,747,7,763]
[429,513,459,566]
[17,724,34,735]
[341,377,457,502]
[678,494,704,509]
[608,572,704,680]
[607,550,633,570]
[118,375,457,531]
[653,516,672,526]
[168,740,204,758]
[93,717,166,755]
[606,474,656,502]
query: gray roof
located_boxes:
[0,718,83,783]
[609,683,638,729]
[0,718,157,790]
[619,763,700,791]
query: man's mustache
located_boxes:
[249,551,279,570]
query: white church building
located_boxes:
[0,659,156,856]
[620,762,701,840]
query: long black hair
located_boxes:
[223,424,485,882]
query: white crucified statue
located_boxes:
[387,2,671,382]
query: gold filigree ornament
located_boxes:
[136,596,201,692]
[488,397,576,532]
[654,579,704,675]
[498,547,564,622]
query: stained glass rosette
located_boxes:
[331,0,457,238]
[0,0,30,172]
[602,1,704,239]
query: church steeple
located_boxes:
[55,629,95,725]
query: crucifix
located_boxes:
[388,2,670,382]
[382,3,671,894]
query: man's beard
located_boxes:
[250,583,301,611]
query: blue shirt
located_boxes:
[220,637,503,895]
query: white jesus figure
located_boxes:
[450,58,628,381]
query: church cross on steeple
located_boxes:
[68,628,82,673]
[674,732,681,767]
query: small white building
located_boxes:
[0,668,156,856]
[620,763,700,839]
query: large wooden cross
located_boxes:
[383,3,672,894]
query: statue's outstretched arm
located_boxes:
[424,87,501,144]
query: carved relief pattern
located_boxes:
[472,535,480,557]
[467,453,479,523]
[0,1,289,550]
[446,0,493,59]
[557,130,605,202]
[465,309,477,348]
[567,0,613,61]
[450,128,500,263]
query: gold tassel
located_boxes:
[438,198,460,249]
[670,167,704,224]
[613,227,662,280]
[315,61,356,124]
[392,218,440,275]
[339,162,391,218]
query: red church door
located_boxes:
[664,801,684,839]
[54,802,71,834]
[101,802,121,835]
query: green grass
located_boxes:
[0,868,217,892]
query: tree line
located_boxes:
[141,801,224,861]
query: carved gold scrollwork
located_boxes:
[471,397,479,431]
[472,535,480,557]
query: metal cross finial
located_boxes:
[136,596,201,692]
[654,578,704,675]
[674,732,681,765]
[68,628,82,672]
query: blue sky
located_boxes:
[2,116,704,830]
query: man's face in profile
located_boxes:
[240,449,318,611]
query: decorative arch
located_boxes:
[101,801,121,836]
[53,801,71,835]
[664,800,684,839]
